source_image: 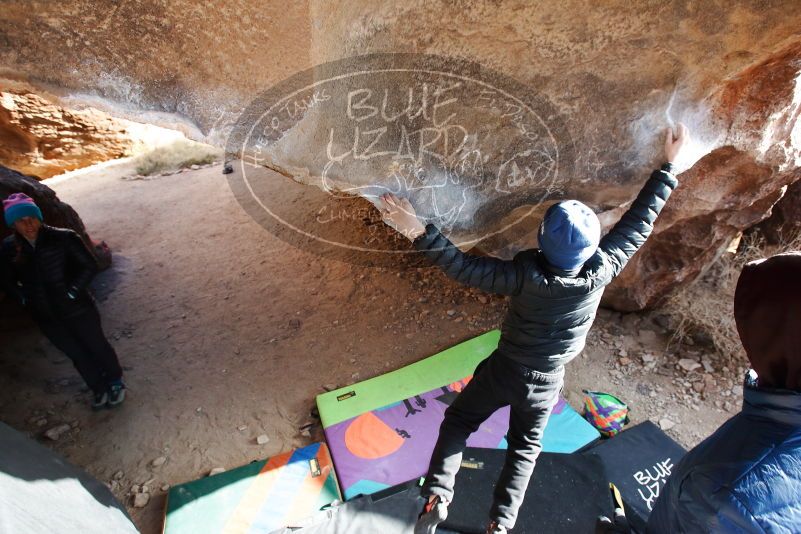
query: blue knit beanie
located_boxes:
[538,200,600,270]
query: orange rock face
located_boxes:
[604,41,801,310]
[0,91,134,179]
[753,178,801,245]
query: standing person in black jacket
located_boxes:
[378,124,689,534]
[0,193,125,410]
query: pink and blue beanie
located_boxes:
[3,193,43,227]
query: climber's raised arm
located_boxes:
[378,192,524,296]
[597,123,688,279]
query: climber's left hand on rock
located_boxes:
[379,192,426,241]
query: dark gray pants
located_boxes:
[38,305,122,395]
[422,350,564,529]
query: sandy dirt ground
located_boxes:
[0,160,745,533]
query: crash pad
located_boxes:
[582,421,687,532]
[325,377,509,500]
[325,378,600,500]
[317,330,501,428]
[443,448,612,533]
[267,479,459,534]
[163,442,340,534]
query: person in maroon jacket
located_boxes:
[646,252,801,533]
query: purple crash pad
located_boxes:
[325,376,593,500]
[325,378,508,499]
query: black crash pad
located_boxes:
[443,449,612,533]
[582,420,686,532]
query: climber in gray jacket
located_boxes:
[378,124,689,534]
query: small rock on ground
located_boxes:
[659,418,677,431]
[208,467,225,476]
[678,358,701,372]
[44,424,71,441]
[132,492,150,508]
[256,434,270,445]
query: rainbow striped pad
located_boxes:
[163,443,340,534]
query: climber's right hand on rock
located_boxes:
[665,123,689,164]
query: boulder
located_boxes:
[0,164,90,246]
[0,2,799,309]
[753,178,801,244]
[604,42,801,309]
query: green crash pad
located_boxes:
[317,330,501,428]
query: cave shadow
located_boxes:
[92,253,132,303]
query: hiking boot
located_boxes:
[108,381,126,407]
[486,521,508,534]
[414,495,449,534]
[91,390,109,411]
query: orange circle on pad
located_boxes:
[344,412,404,459]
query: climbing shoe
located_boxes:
[415,495,449,534]
[486,521,508,534]
[91,390,109,411]
[108,381,126,407]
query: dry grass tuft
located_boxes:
[663,230,801,363]
[134,138,222,176]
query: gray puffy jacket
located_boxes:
[413,165,679,371]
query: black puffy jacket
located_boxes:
[413,165,679,371]
[0,225,98,321]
